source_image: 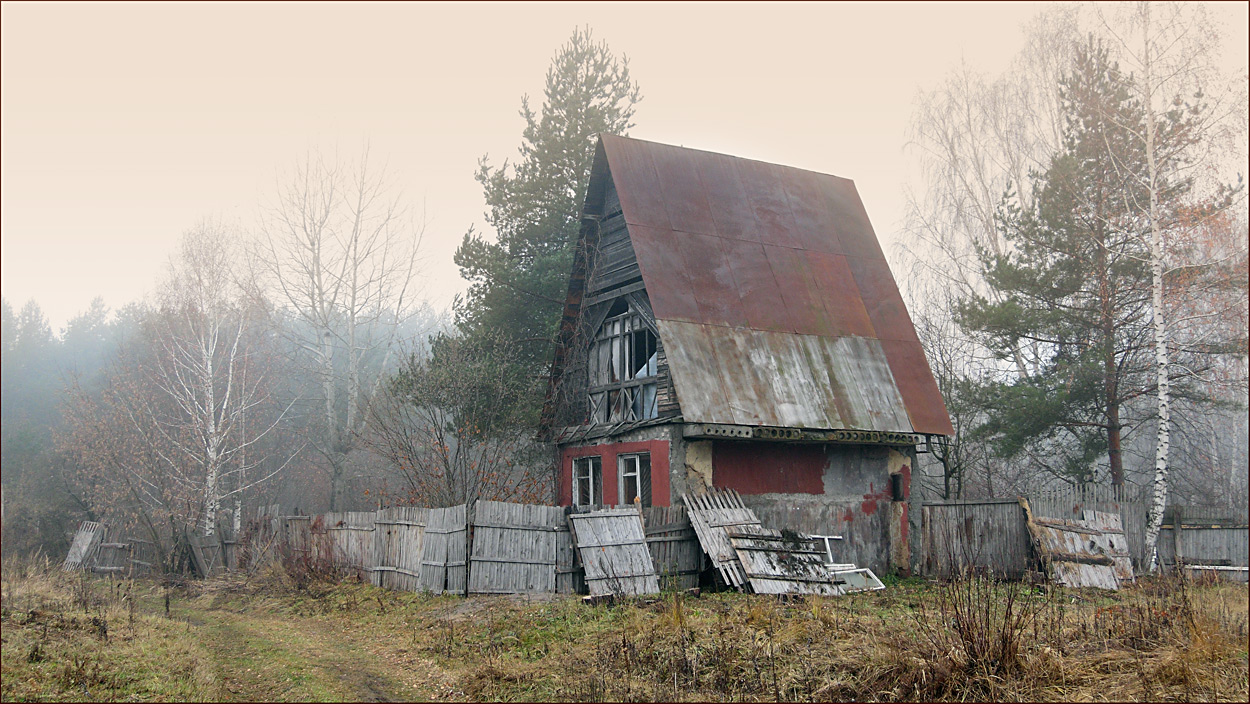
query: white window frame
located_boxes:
[617,452,652,508]
[572,456,602,507]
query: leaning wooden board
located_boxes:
[727,528,839,595]
[682,488,763,590]
[63,521,106,571]
[1023,499,1133,589]
[569,508,660,596]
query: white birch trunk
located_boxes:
[1138,2,1171,573]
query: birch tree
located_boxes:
[147,222,296,536]
[58,222,297,561]
[1096,1,1247,570]
[255,148,424,511]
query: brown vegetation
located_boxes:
[2,558,1246,702]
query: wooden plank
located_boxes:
[468,501,564,594]
[570,509,659,596]
[682,488,761,590]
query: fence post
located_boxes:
[1172,506,1184,573]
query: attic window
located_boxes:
[587,302,658,425]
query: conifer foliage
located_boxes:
[455,26,641,382]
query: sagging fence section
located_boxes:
[245,501,705,597]
[920,487,1248,582]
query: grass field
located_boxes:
[2,557,1247,702]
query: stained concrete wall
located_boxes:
[711,442,916,576]
[560,424,918,576]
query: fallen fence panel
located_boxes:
[63,521,106,571]
[682,489,762,590]
[570,508,659,596]
[727,529,838,595]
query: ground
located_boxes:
[1,558,1247,702]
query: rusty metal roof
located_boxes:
[576,134,952,436]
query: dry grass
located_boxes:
[1,557,219,702]
[2,558,1246,702]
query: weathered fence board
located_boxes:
[570,508,659,596]
[1157,523,1249,581]
[373,507,429,591]
[728,529,838,595]
[323,511,376,576]
[683,489,762,590]
[468,501,565,594]
[418,505,468,594]
[556,512,582,594]
[920,500,1032,579]
[63,522,106,571]
[642,505,701,590]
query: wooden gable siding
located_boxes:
[587,178,639,295]
[553,173,681,430]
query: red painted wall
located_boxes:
[559,440,671,506]
[711,442,825,495]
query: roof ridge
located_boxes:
[598,132,855,185]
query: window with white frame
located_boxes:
[587,302,659,425]
[618,453,652,507]
[572,456,602,506]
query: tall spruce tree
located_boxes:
[454,26,641,391]
[958,40,1161,487]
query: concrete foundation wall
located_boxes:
[560,424,918,576]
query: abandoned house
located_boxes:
[543,134,954,575]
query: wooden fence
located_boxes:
[373,507,429,591]
[920,500,1033,579]
[919,488,1249,580]
[244,500,703,597]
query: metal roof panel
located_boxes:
[558,135,953,436]
[878,339,954,435]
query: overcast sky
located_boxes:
[3,2,1246,331]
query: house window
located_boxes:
[587,302,659,425]
[618,453,652,507]
[573,456,602,506]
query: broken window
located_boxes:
[618,453,652,507]
[587,301,659,425]
[573,456,602,506]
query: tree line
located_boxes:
[1,26,640,565]
[2,6,1245,572]
[901,3,1247,565]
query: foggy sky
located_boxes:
[3,2,1246,331]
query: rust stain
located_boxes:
[549,134,955,437]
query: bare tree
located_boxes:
[147,222,297,536]
[254,147,424,511]
[58,222,298,562]
[901,6,1081,381]
[362,331,548,508]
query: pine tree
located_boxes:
[454,26,641,381]
[958,40,1158,487]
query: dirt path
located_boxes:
[178,604,459,702]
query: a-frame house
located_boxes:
[543,134,953,573]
